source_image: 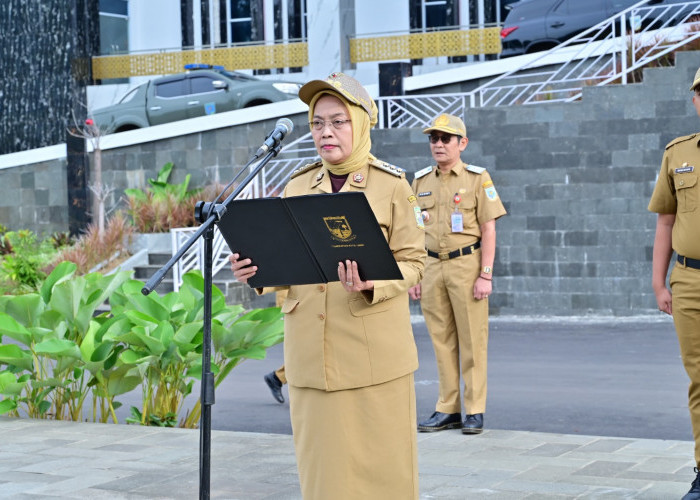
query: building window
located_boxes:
[229,0,253,43]
[99,0,128,54]
[410,0,456,31]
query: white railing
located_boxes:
[375,0,700,127]
[171,132,318,290]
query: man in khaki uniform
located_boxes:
[410,113,506,434]
[649,68,700,500]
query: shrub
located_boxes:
[49,212,133,275]
[0,266,284,428]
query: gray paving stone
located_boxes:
[573,460,637,477]
[522,443,582,457]
[1,417,697,498]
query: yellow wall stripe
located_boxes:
[350,28,501,63]
[92,42,309,80]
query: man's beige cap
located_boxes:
[423,113,467,137]
[299,72,375,119]
[691,67,700,91]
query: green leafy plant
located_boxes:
[0,264,284,428]
[0,262,137,422]
[124,162,203,233]
[109,270,284,428]
[49,231,75,250]
[0,230,57,294]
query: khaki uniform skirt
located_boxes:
[289,373,418,500]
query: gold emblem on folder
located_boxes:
[324,216,355,241]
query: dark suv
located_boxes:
[500,0,640,57]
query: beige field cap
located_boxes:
[423,113,467,137]
[690,67,700,91]
[299,72,374,119]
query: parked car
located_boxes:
[498,0,688,57]
[92,64,302,132]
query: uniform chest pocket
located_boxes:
[458,196,476,210]
[675,175,698,212]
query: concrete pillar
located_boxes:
[306,0,355,78]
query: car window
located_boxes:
[553,0,606,14]
[189,76,223,95]
[155,79,187,98]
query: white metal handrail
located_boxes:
[375,0,700,128]
[171,132,318,291]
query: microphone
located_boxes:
[255,118,294,157]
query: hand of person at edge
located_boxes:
[408,283,421,300]
[655,286,672,315]
[473,276,491,301]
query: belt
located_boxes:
[678,254,700,270]
[427,241,481,260]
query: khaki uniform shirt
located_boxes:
[649,133,700,259]
[411,162,507,252]
[268,159,426,392]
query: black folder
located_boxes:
[216,192,402,288]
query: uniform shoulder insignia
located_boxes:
[465,164,486,174]
[290,160,322,179]
[413,166,433,179]
[666,133,698,150]
[370,158,404,177]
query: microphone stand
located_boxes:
[141,142,284,500]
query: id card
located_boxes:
[451,212,463,232]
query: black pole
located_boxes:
[141,143,284,500]
[199,225,215,500]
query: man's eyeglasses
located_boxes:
[309,119,351,131]
[429,134,455,144]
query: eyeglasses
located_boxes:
[429,134,455,144]
[309,119,351,131]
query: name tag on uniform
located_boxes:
[451,212,463,232]
[675,166,694,174]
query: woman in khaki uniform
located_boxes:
[649,67,700,500]
[229,73,426,499]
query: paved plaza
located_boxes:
[0,416,695,499]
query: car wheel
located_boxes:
[243,100,272,108]
[526,42,559,54]
[115,125,140,133]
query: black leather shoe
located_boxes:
[683,467,700,500]
[461,413,484,434]
[264,371,284,403]
[417,412,462,432]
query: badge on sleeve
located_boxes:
[485,185,499,201]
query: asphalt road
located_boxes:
[199,315,692,442]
